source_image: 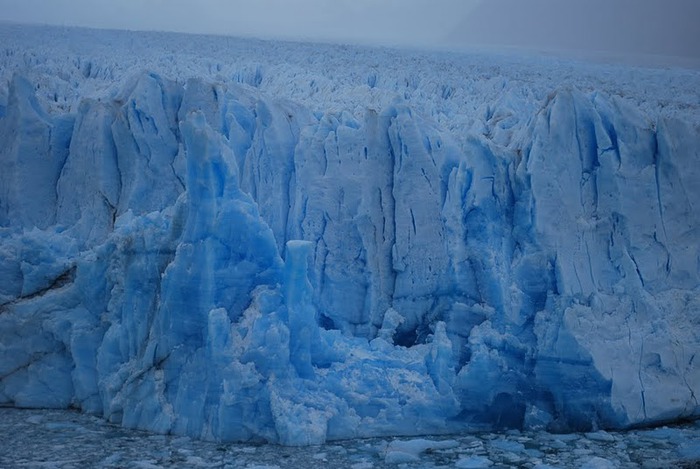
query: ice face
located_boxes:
[0,25,698,445]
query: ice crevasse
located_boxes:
[0,71,698,445]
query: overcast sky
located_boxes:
[452,0,700,60]
[0,0,479,46]
[1,0,698,59]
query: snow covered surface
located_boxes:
[1,24,699,445]
[1,408,699,468]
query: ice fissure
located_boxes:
[0,71,698,444]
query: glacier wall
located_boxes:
[1,62,699,444]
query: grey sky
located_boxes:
[451,0,700,59]
[0,0,479,46]
[0,0,698,59]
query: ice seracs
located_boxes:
[0,25,699,445]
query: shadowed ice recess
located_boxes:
[0,24,699,446]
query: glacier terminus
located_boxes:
[0,24,699,446]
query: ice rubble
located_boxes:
[1,27,699,446]
[3,409,700,468]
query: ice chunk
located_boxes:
[456,455,494,468]
[384,438,458,464]
[579,456,616,469]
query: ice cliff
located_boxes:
[1,29,699,445]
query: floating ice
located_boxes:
[456,455,494,468]
[384,438,459,464]
[2,408,700,468]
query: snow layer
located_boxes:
[1,24,699,445]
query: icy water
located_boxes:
[1,409,699,469]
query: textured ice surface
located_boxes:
[1,408,699,468]
[0,24,699,445]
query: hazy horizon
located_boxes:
[450,0,700,59]
[1,0,698,60]
[0,0,479,47]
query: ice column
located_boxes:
[284,240,318,379]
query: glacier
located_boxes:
[0,24,699,445]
